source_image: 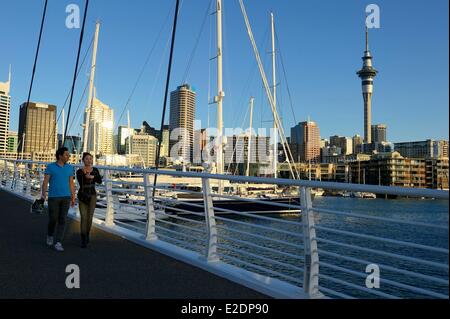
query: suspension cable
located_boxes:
[63,0,89,145]
[275,27,298,125]
[113,7,173,134]
[181,0,213,84]
[152,0,181,199]
[19,0,48,159]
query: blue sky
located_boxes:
[0,0,448,142]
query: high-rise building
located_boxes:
[169,84,196,162]
[290,121,320,163]
[58,134,81,154]
[0,67,11,153]
[224,134,270,165]
[141,121,158,137]
[126,133,158,168]
[160,125,170,158]
[193,128,207,164]
[394,140,448,159]
[86,90,114,156]
[329,135,353,155]
[117,126,135,154]
[357,27,378,144]
[140,122,170,158]
[223,134,270,176]
[7,131,17,153]
[352,134,364,154]
[371,124,387,143]
[320,138,329,162]
[320,139,329,149]
[434,140,448,158]
[17,102,57,154]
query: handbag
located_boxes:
[31,198,46,214]
[77,169,92,204]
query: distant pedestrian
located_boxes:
[41,147,75,252]
[76,152,102,248]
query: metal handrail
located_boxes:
[3,158,448,199]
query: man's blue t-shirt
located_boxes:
[44,162,74,198]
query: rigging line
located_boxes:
[144,34,172,119]
[206,1,215,115]
[259,81,264,129]
[42,34,94,152]
[63,0,89,145]
[19,0,48,159]
[231,23,270,130]
[207,4,212,129]
[114,6,173,133]
[181,0,213,84]
[66,77,90,140]
[152,0,181,199]
[221,0,236,130]
[275,27,297,126]
[262,23,276,126]
[277,57,284,130]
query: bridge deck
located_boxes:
[0,190,268,299]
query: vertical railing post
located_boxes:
[144,173,157,240]
[104,170,114,227]
[38,164,44,195]
[300,186,321,298]
[0,159,7,188]
[25,163,31,196]
[13,161,19,191]
[202,177,219,262]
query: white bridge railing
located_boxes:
[0,158,448,299]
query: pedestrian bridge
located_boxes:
[0,159,448,299]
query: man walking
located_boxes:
[41,147,75,251]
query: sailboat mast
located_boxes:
[216,0,224,176]
[271,12,278,179]
[246,97,254,177]
[127,110,132,157]
[83,21,100,154]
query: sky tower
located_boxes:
[357,26,378,144]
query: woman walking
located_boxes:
[76,152,102,248]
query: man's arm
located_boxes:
[41,174,50,200]
[69,176,75,207]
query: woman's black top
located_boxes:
[76,167,102,195]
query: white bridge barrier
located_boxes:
[1,159,448,299]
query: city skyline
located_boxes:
[0,0,448,143]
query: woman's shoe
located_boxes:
[81,234,87,248]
